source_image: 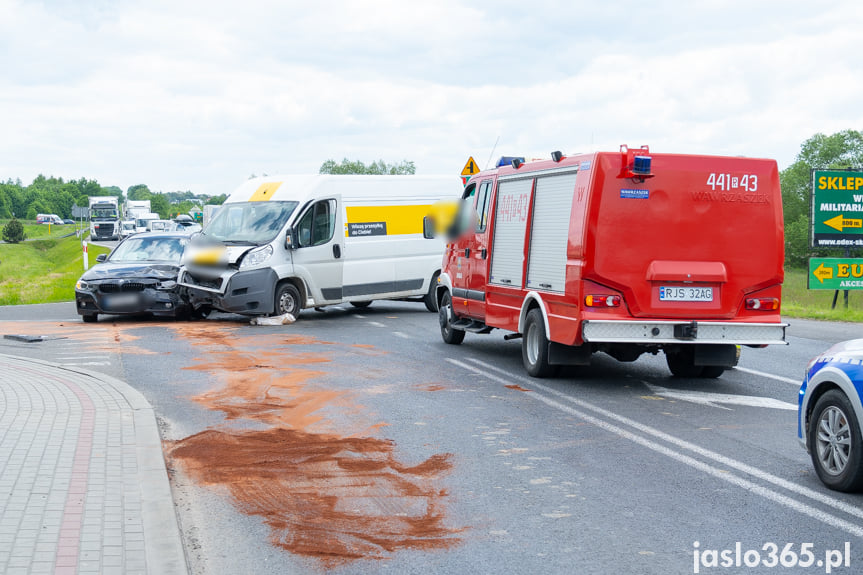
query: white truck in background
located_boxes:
[88,197,120,241]
[135,212,161,233]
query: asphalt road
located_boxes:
[1,302,861,574]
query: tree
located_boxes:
[127,185,153,201]
[319,158,416,175]
[2,218,25,243]
[780,130,863,267]
[149,193,171,218]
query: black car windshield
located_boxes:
[202,201,299,244]
[109,236,188,263]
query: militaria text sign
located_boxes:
[808,258,863,290]
[812,170,863,248]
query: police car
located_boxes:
[799,340,863,492]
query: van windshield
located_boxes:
[202,201,299,245]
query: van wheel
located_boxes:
[809,389,863,492]
[274,283,301,318]
[350,301,372,309]
[82,313,98,323]
[522,308,557,378]
[439,291,465,345]
[424,272,440,313]
[666,347,703,378]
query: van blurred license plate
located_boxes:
[103,293,140,308]
[659,286,713,302]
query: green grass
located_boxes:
[782,267,863,322]
[0,234,110,305]
[0,219,85,241]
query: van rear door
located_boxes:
[586,153,783,320]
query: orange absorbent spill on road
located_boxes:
[168,428,460,564]
[505,384,532,392]
[160,322,463,563]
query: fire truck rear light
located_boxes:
[745,297,779,311]
[585,295,621,307]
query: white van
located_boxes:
[178,174,459,318]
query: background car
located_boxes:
[798,339,863,492]
[75,231,192,322]
[62,219,75,225]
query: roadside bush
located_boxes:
[2,218,25,243]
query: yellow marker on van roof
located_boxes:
[249,182,282,202]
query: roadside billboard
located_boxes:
[811,169,863,248]
[808,257,863,290]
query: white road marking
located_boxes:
[368,321,386,328]
[60,361,110,366]
[645,383,797,411]
[393,332,410,339]
[354,314,366,319]
[449,357,863,532]
[734,366,801,386]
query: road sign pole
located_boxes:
[83,240,88,271]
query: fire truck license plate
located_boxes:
[659,286,713,302]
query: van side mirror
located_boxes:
[423,216,435,239]
[285,228,298,250]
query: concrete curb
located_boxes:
[0,353,189,575]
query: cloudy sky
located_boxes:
[1,0,862,197]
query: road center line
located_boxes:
[452,357,863,529]
[734,366,801,386]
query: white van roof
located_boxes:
[226,175,460,205]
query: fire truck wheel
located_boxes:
[439,291,465,345]
[700,365,726,378]
[522,308,557,378]
[423,272,440,313]
[665,347,703,378]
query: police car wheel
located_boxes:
[809,389,863,492]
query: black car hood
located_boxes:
[80,262,179,281]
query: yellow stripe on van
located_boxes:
[249,182,282,202]
[345,204,431,236]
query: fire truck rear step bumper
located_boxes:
[582,319,788,345]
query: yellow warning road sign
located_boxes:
[460,157,479,177]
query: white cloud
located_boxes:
[1,0,862,196]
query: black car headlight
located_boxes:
[156,280,177,290]
[75,279,93,291]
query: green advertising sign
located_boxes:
[812,170,863,248]
[809,257,863,290]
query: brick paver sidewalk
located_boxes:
[0,354,187,574]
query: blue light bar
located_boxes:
[633,155,651,175]
[497,156,525,168]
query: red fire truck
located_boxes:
[435,146,787,377]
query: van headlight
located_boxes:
[240,245,273,269]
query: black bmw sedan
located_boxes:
[75,232,192,322]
